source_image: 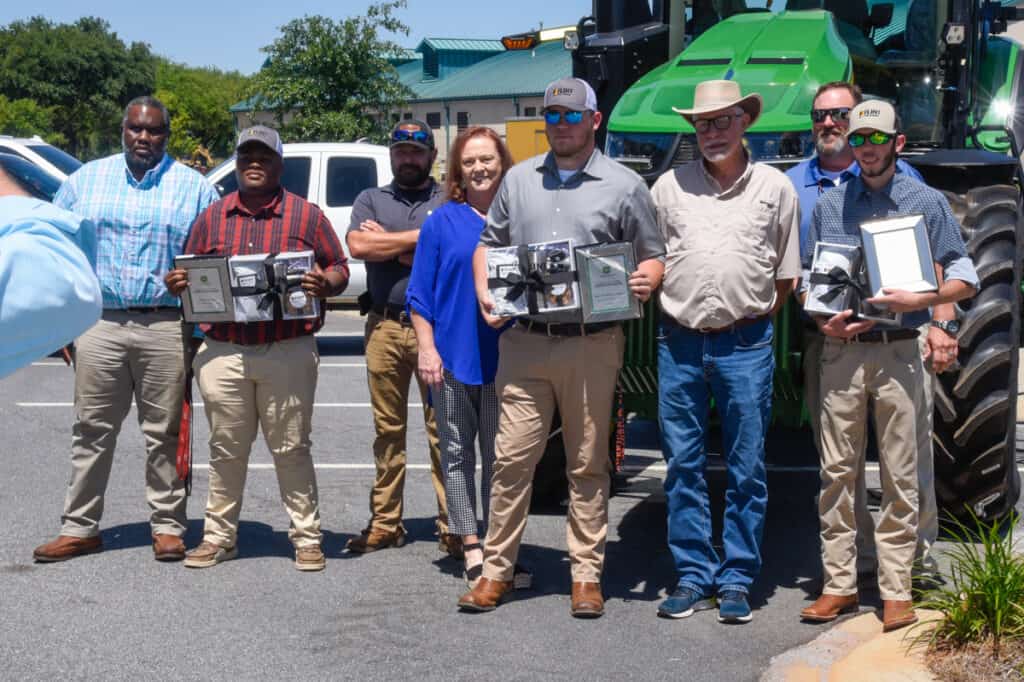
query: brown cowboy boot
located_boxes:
[570,581,605,618]
[457,577,514,612]
[800,594,859,622]
[881,600,918,632]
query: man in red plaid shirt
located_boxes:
[165,126,348,571]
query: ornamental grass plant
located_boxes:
[912,511,1024,679]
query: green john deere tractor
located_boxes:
[559,0,1024,523]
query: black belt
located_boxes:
[841,329,919,344]
[108,306,178,314]
[516,319,617,337]
[372,305,412,326]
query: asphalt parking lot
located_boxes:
[1,311,1021,681]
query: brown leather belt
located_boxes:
[517,319,617,337]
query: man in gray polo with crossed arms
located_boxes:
[457,77,665,618]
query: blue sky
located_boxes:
[0,1,593,74]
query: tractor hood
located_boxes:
[608,10,852,135]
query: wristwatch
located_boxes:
[931,319,961,335]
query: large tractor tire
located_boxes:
[934,185,1022,523]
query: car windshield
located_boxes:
[26,143,82,176]
[0,153,61,201]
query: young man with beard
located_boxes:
[798,101,976,631]
[457,78,665,618]
[33,96,218,564]
[786,82,974,583]
[165,125,348,571]
[345,120,456,556]
[650,80,800,624]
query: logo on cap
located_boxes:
[551,87,574,96]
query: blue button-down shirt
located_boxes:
[786,156,923,249]
[801,173,978,330]
[0,196,102,378]
[53,153,218,309]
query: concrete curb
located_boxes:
[760,609,941,681]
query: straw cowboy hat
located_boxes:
[672,79,763,126]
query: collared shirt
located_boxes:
[801,173,978,330]
[785,156,923,248]
[53,153,219,309]
[348,179,445,309]
[0,196,102,378]
[406,201,503,385]
[184,189,348,345]
[652,158,802,329]
[479,149,665,324]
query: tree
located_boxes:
[0,95,66,146]
[0,16,157,159]
[247,1,412,143]
[155,60,249,160]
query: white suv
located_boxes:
[207,142,392,306]
[0,135,82,182]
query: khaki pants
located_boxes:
[61,310,189,538]
[818,337,921,600]
[804,324,937,573]
[482,325,624,583]
[194,335,321,548]
[364,313,447,534]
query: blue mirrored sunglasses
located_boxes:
[544,110,585,125]
[392,129,431,144]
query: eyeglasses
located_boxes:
[810,107,852,123]
[848,131,894,147]
[543,110,585,125]
[392,128,431,144]
[693,114,736,133]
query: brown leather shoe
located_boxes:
[345,526,406,553]
[571,581,605,618]
[457,577,514,612]
[800,594,859,622]
[33,535,102,563]
[882,599,918,632]
[152,534,186,562]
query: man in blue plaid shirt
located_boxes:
[34,96,218,564]
[797,100,977,632]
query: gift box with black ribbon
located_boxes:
[485,239,580,317]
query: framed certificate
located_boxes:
[174,255,234,323]
[860,214,938,296]
[575,241,640,323]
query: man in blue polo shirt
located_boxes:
[786,82,950,584]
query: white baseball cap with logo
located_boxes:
[543,77,598,112]
[847,100,898,136]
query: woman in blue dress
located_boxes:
[407,126,516,586]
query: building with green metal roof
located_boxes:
[231,35,571,170]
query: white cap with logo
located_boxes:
[848,100,898,135]
[543,77,598,112]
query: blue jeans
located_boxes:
[657,317,774,597]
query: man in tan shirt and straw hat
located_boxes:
[651,79,801,624]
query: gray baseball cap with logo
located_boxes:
[236,125,284,157]
[848,100,898,135]
[543,77,598,112]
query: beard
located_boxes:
[122,139,163,175]
[815,129,846,158]
[859,146,897,178]
[393,162,431,188]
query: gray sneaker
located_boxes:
[183,541,237,569]
[295,545,326,571]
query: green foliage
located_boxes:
[247,1,412,143]
[0,16,157,159]
[914,511,1024,660]
[155,60,249,160]
[0,95,65,146]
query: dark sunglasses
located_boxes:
[810,107,852,123]
[848,131,894,147]
[543,110,585,125]
[693,114,737,133]
[392,129,431,144]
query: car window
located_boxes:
[26,144,82,176]
[325,157,378,207]
[0,145,29,162]
[0,153,61,201]
[211,156,312,199]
